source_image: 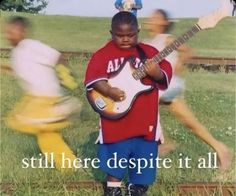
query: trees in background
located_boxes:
[0,0,48,13]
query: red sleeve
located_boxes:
[84,52,108,90]
[143,44,172,90]
[157,59,172,90]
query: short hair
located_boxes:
[111,11,138,30]
[7,16,30,29]
[154,9,169,20]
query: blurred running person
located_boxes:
[5,16,81,170]
[145,9,232,171]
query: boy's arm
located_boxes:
[85,49,125,102]
[92,81,126,102]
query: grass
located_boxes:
[1,55,235,195]
[0,10,235,195]
[0,11,236,57]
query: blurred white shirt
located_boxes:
[147,34,178,69]
[11,39,62,96]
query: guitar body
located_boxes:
[86,60,153,119]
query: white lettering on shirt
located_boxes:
[107,57,143,73]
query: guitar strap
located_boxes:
[136,44,147,63]
[136,44,157,84]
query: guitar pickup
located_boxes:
[95,97,107,110]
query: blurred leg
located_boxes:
[37,131,77,170]
[158,135,177,157]
[168,98,231,171]
[157,119,177,157]
[6,95,77,171]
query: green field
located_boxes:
[1,11,236,57]
[1,57,235,195]
[0,11,236,195]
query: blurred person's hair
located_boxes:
[154,9,173,33]
[7,16,30,29]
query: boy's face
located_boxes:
[5,23,26,46]
[111,23,139,49]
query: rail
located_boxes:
[1,48,235,72]
[1,182,235,195]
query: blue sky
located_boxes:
[45,0,223,18]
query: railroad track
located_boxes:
[1,48,235,72]
[1,182,235,195]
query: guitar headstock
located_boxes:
[197,0,231,29]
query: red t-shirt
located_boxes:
[85,41,172,143]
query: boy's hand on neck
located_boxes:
[144,59,165,82]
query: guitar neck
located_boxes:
[133,24,201,80]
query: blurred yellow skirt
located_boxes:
[6,94,82,134]
[6,94,82,170]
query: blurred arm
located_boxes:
[166,36,194,75]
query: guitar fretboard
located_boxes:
[133,24,201,80]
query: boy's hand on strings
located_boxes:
[93,81,126,102]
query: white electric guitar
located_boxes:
[87,1,231,120]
